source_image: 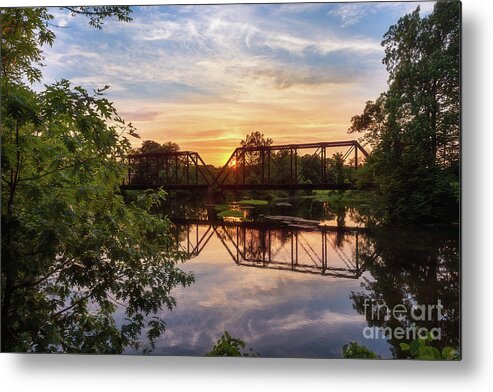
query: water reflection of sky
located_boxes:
[319,207,366,228]
[124,225,392,358]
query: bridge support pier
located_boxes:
[206,187,216,204]
[206,187,225,205]
[206,187,224,222]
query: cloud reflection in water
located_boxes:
[127,224,391,358]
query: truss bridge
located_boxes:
[122,140,371,191]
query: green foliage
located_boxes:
[449,181,460,204]
[343,337,459,360]
[63,6,132,29]
[0,7,131,84]
[342,342,378,359]
[400,333,459,360]
[217,209,245,219]
[348,2,460,223]
[237,199,268,206]
[0,8,55,84]
[206,331,259,357]
[1,6,194,353]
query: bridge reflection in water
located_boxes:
[171,221,364,279]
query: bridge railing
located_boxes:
[123,151,216,189]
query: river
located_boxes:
[124,195,460,358]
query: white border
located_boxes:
[1,0,492,390]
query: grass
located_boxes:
[215,199,268,220]
[217,209,245,219]
[214,204,230,212]
[237,199,268,206]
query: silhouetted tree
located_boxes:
[240,131,273,149]
[237,132,273,184]
[134,140,180,154]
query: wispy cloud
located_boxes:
[39,3,428,165]
[239,67,355,90]
[330,2,436,28]
[329,4,373,27]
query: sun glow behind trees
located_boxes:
[36,3,437,166]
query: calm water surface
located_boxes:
[125,199,460,358]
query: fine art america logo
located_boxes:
[362,299,444,341]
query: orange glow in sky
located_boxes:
[40,3,435,166]
[228,158,238,168]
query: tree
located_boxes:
[236,132,273,185]
[1,7,194,353]
[206,331,259,357]
[1,7,131,85]
[134,140,180,154]
[348,2,460,223]
[298,153,321,184]
[327,152,346,184]
[128,141,181,186]
[349,94,387,150]
[240,131,273,149]
[1,8,55,84]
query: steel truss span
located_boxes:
[122,140,370,191]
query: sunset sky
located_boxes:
[40,2,436,165]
